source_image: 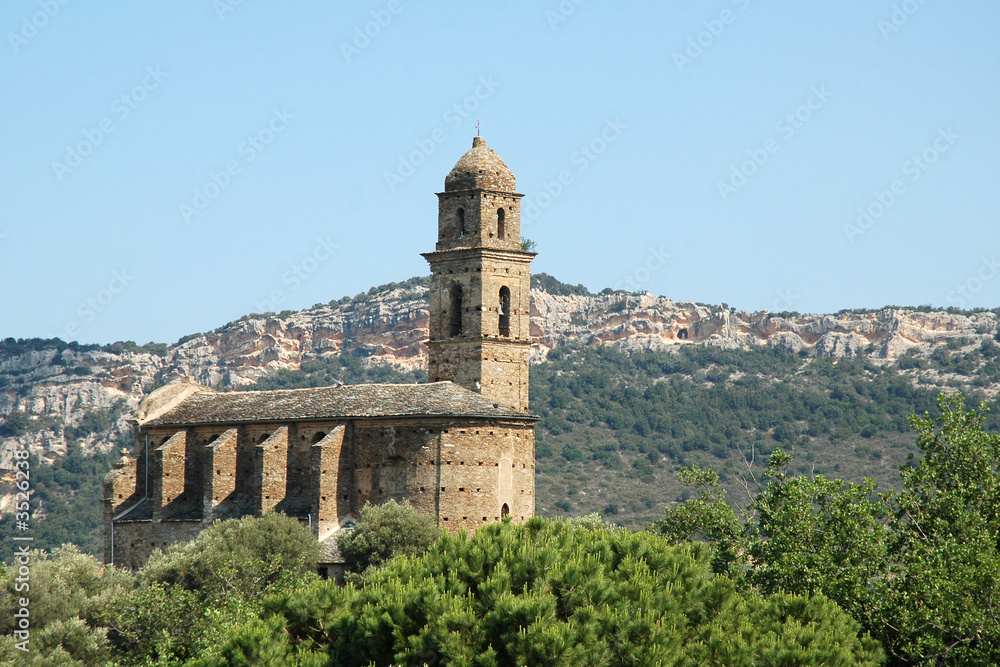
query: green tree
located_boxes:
[337,500,441,576]
[747,450,888,629]
[106,512,321,665]
[0,545,131,665]
[206,518,882,666]
[876,395,1000,665]
[658,393,1000,666]
[654,466,746,577]
[139,512,321,598]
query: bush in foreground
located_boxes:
[658,394,1000,666]
[337,500,441,578]
[205,518,882,666]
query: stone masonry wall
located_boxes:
[255,425,288,515]
[434,420,535,531]
[311,425,346,540]
[203,428,238,522]
[106,414,535,567]
[425,248,533,411]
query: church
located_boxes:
[103,136,537,570]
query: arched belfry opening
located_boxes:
[449,284,463,337]
[497,207,506,240]
[498,286,511,337]
[457,208,466,238]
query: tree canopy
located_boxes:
[337,499,441,578]
[658,393,1000,666]
[204,518,882,666]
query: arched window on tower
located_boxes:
[457,208,466,238]
[498,286,511,337]
[449,284,463,337]
[501,503,510,519]
[497,207,506,240]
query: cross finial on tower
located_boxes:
[476,120,482,137]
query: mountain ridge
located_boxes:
[2,273,999,467]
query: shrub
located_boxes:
[205,519,882,666]
[337,500,441,575]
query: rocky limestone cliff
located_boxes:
[2,278,998,469]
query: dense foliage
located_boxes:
[658,394,1000,666]
[0,544,132,665]
[0,512,884,665]
[337,500,441,577]
[0,514,321,666]
[531,272,593,296]
[205,518,881,666]
[0,337,167,358]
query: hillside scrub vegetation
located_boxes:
[531,343,1000,526]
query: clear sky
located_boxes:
[1,1,998,345]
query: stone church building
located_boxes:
[103,137,537,570]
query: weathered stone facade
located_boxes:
[424,136,535,412]
[104,138,536,569]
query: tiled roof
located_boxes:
[142,381,535,427]
[319,531,347,564]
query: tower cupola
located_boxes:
[445,136,517,193]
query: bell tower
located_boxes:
[423,136,534,411]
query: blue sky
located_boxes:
[1,1,998,345]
